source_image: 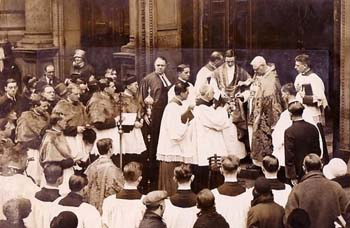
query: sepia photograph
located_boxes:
[0,0,349,227]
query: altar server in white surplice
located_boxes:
[52,175,102,228]
[163,164,199,228]
[157,82,194,195]
[0,146,39,227]
[211,155,252,228]
[102,162,145,228]
[191,84,231,191]
[261,155,292,207]
[32,164,63,228]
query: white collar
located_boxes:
[224,177,238,182]
[123,183,138,190]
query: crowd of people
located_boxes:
[0,46,347,228]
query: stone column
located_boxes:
[339,0,350,155]
[18,0,53,48]
[13,0,58,83]
[115,0,136,80]
[121,0,137,53]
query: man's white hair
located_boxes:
[250,56,267,68]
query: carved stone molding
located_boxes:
[339,0,350,153]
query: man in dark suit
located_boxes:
[284,100,321,185]
[37,64,61,89]
[139,56,172,190]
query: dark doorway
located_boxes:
[80,0,129,76]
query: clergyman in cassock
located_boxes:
[53,174,102,228]
[163,164,198,228]
[211,155,252,228]
[191,84,231,192]
[102,162,145,228]
[139,56,172,190]
[15,96,50,185]
[32,164,63,228]
[84,138,124,214]
[157,82,194,195]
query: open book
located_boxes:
[181,109,194,124]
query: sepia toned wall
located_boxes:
[0,0,25,42]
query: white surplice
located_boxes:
[102,195,145,228]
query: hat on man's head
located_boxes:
[125,75,137,85]
[73,49,86,59]
[142,190,167,207]
[250,56,266,68]
[254,177,271,195]
[323,158,348,180]
[55,83,68,97]
[23,74,37,88]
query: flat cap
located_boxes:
[125,75,137,85]
[323,158,348,180]
[142,190,167,207]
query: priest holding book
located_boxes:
[157,82,194,195]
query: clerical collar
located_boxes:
[43,184,60,190]
[123,183,138,190]
[292,117,304,122]
[301,68,312,76]
[177,186,191,190]
[265,175,278,180]
[178,77,187,83]
[224,177,238,182]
